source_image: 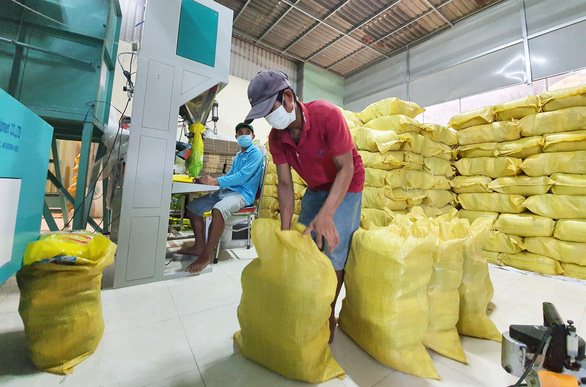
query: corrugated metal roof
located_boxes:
[215,0,504,77]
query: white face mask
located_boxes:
[265,102,296,130]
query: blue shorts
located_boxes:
[186,189,246,221]
[298,189,363,271]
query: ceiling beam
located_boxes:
[421,0,453,27]
[257,0,302,43]
[232,30,307,63]
[233,0,252,23]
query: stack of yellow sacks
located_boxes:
[451,86,586,279]
[344,98,457,227]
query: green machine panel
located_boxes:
[177,0,218,67]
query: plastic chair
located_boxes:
[213,154,268,264]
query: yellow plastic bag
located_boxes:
[458,193,525,213]
[448,106,495,131]
[483,231,523,254]
[424,190,456,208]
[519,107,586,136]
[494,213,555,237]
[524,194,586,219]
[499,252,562,276]
[259,208,279,219]
[494,95,541,121]
[540,85,586,112]
[457,218,501,342]
[523,237,586,265]
[172,174,194,183]
[358,97,425,123]
[351,127,405,153]
[554,219,586,242]
[488,176,554,196]
[456,121,521,145]
[457,143,498,159]
[496,136,544,159]
[451,176,492,194]
[521,151,586,176]
[543,130,586,153]
[420,123,458,146]
[423,157,454,177]
[360,208,394,229]
[458,210,499,224]
[17,233,116,374]
[455,157,522,178]
[366,115,421,134]
[186,122,205,177]
[234,219,345,383]
[401,133,452,160]
[358,150,423,171]
[561,263,586,280]
[551,173,586,195]
[339,222,440,379]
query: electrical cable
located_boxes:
[510,334,552,387]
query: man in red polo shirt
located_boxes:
[244,69,364,342]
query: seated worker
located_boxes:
[178,123,263,272]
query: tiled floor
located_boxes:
[1,250,585,387]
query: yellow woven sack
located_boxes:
[520,107,586,136]
[554,219,586,242]
[419,204,454,218]
[524,194,586,219]
[424,190,456,208]
[521,151,586,176]
[543,130,586,153]
[551,173,586,195]
[339,222,440,379]
[382,169,435,189]
[494,213,555,237]
[360,208,394,229]
[259,209,279,219]
[337,106,364,127]
[451,176,492,194]
[561,263,586,280]
[267,162,277,174]
[457,217,501,342]
[262,184,305,199]
[235,219,344,383]
[260,196,279,211]
[457,143,498,159]
[423,215,469,364]
[358,97,425,123]
[488,176,554,196]
[500,252,563,275]
[458,193,525,213]
[264,172,278,185]
[540,85,586,112]
[383,187,426,205]
[401,133,452,160]
[362,187,409,210]
[358,150,423,171]
[366,115,421,134]
[494,95,541,121]
[524,237,586,265]
[423,157,454,177]
[17,233,116,374]
[364,168,388,188]
[291,170,306,185]
[420,123,458,146]
[351,127,407,153]
[448,106,495,131]
[457,121,521,146]
[432,176,451,190]
[482,250,502,265]
[458,210,499,224]
[483,231,523,254]
[455,157,522,178]
[496,136,544,159]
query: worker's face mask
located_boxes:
[237,134,253,148]
[265,99,296,130]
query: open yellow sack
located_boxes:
[488,176,554,196]
[494,95,541,121]
[423,214,469,364]
[365,115,421,134]
[458,210,499,224]
[554,219,586,242]
[494,213,555,237]
[540,85,586,112]
[483,231,523,254]
[423,157,454,177]
[523,237,586,266]
[496,136,544,159]
[17,232,116,374]
[456,121,521,145]
[351,127,406,153]
[420,123,458,146]
[358,150,423,171]
[457,218,501,342]
[358,97,425,123]
[339,221,440,379]
[521,151,586,176]
[499,252,563,276]
[457,143,498,159]
[401,133,452,160]
[543,130,586,153]
[458,193,525,213]
[455,157,522,178]
[235,219,344,383]
[524,194,586,219]
[551,173,586,195]
[520,107,586,136]
[561,263,586,280]
[451,176,492,194]
[448,106,495,131]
